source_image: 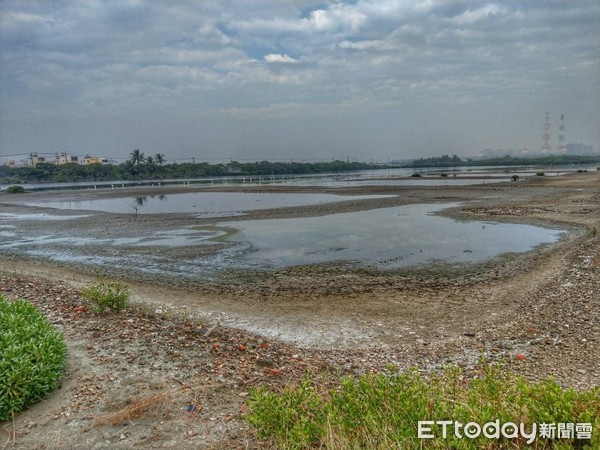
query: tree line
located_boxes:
[404,154,600,168]
[0,151,379,184]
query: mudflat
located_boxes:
[1,172,598,448]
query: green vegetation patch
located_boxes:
[6,185,25,194]
[82,276,130,313]
[0,296,67,421]
[246,364,600,449]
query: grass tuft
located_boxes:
[82,275,130,313]
[6,185,25,194]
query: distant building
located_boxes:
[2,160,17,168]
[566,143,595,156]
[27,153,47,167]
[82,155,107,165]
[57,152,79,165]
[227,165,243,174]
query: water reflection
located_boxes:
[223,204,564,269]
[0,203,565,275]
[25,192,392,217]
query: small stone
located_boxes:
[256,357,273,368]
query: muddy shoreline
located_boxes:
[0,175,596,347]
[1,172,599,448]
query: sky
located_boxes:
[1,0,599,164]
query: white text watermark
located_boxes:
[418,420,593,444]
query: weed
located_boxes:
[82,275,130,313]
[0,296,67,421]
[246,364,600,449]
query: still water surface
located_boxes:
[0,203,564,273]
[225,203,564,269]
[24,192,392,217]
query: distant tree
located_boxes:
[155,153,165,166]
[124,160,139,176]
[130,149,145,165]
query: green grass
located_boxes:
[82,275,130,313]
[0,296,67,421]
[246,364,600,449]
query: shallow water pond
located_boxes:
[222,203,564,269]
[0,203,565,275]
[24,192,391,217]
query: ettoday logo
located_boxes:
[418,420,593,444]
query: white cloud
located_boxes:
[448,4,505,26]
[264,53,299,63]
[338,40,396,51]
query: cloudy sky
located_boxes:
[1,0,599,163]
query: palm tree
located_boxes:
[145,156,156,175]
[155,153,165,166]
[130,149,145,165]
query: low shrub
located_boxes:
[0,296,67,421]
[6,185,25,194]
[246,364,600,449]
[536,172,545,176]
[410,173,421,177]
[82,276,130,313]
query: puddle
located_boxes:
[22,192,392,217]
[223,203,565,269]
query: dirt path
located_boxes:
[1,172,599,448]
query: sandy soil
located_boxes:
[0,172,599,448]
